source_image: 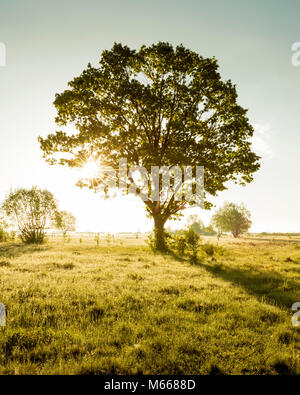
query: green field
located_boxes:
[0,235,300,375]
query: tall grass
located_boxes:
[0,236,299,374]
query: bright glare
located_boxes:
[80,159,99,179]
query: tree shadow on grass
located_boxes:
[198,261,299,309]
[165,249,187,263]
[150,247,188,263]
[0,242,52,259]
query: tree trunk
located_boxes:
[153,215,167,251]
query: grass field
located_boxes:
[0,235,300,375]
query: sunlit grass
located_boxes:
[0,236,299,374]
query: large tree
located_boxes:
[39,42,260,250]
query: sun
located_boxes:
[80,159,100,179]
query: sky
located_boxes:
[0,0,300,233]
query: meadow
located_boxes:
[0,234,300,375]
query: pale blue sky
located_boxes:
[0,0,299,232]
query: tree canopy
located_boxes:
[39,42,260,250]
[55,210,76,238]
[211,202,251,238]
[1,187,58,244]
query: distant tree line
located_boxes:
[186,202,251,239]
[186,214,217,236]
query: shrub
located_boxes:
[9,230,16,241]
[0,227,8,242]
[0,217,10,242]
[201,243,215,257]
[168,228,201,263]
[185,228,201,262]
[168,232,187,255]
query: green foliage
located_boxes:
[169,227,201,263]
[0,228,7,242]
[55,210,76,240]
[187,214,204,234]
[0,217,10,242]
[170,232,187,255]
[1,187,59,244]
[185,228,201,263]
[201,225,217,236]
[39,42,260,250]
[0,229,16,243]
[211,202,251,238]
[169,228,226,262]
[201,242,216,257]
[148,229,170,252]
[187,215,217,236]
[9,230,16,241]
